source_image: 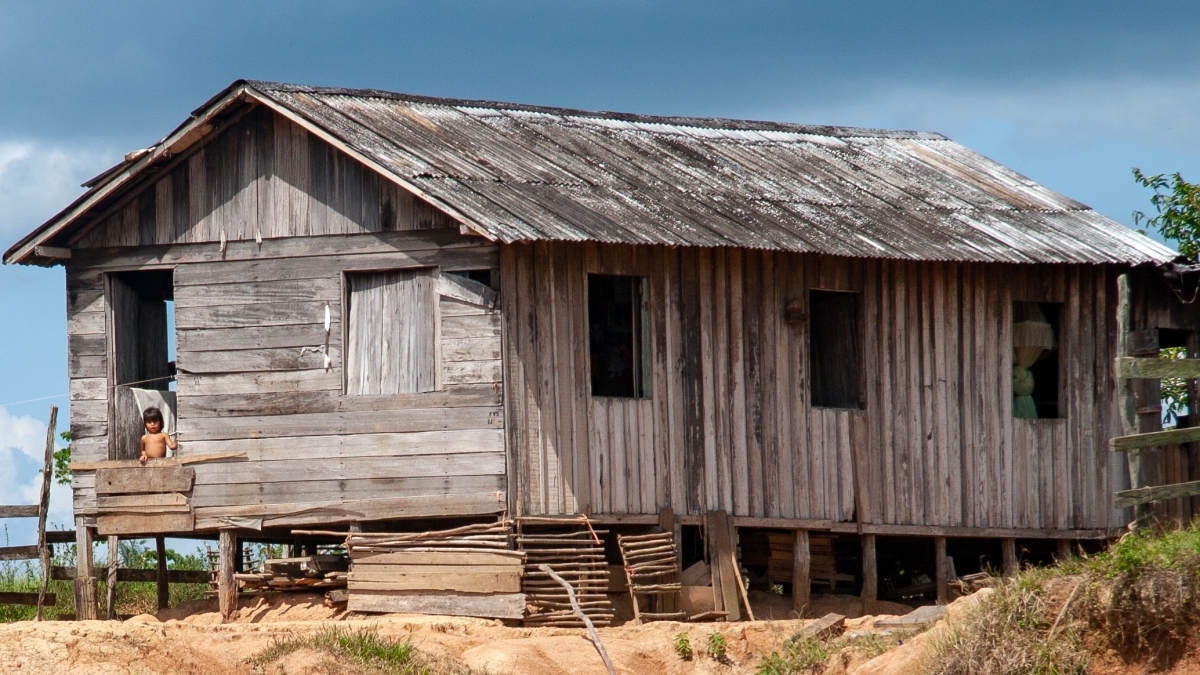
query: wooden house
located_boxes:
[6,80,1197,618]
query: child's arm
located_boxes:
[165,433,178,451]
[139,434,149,464]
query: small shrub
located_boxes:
[674,631,693,660]
[756,630,905,675]
[707,632,728,661]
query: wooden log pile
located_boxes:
[340,521,527,620]
[235,554,349,592]
[517,519,614,628]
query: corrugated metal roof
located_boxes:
[5,80,1178,265]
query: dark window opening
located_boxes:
[809,290,862,409]
[588,274,650,398]
[1014,302,1061,419]
[448,268,497,291]
[108,270,174,460]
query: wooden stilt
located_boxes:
[1001,538,1018,576]
[860,534,877,615]
[218,529,237,620]
[1055,539,1072,563]
[934,537,949,605]
[106,536,118,619]
[657,507,676,614]
[792,529,810,618]
[74,517,97,620]
[155,536,169,611]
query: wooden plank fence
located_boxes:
[0,406,57,619]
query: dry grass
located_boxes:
[755,628,910,674]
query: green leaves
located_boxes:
[1132,168,1200,260]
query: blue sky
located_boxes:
[3,1,1200,543]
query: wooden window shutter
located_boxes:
[347,270,436,395]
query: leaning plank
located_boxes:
[0,545,40,561]
[0,592,56,606]
[95,467,195,495]
[70,452,246,471]
[1114,480,1200,508]
[96,512,195,536]
[347,591,525,619]
[0,505,40,519]
[1110,427,1200,452]
[1116,357,1200,380]
[799,613,846,639]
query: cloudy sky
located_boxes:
[2,1,1200,543]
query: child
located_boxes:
[140,407,177,464]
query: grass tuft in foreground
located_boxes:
[756,629,905,675]
[254,625,486,675]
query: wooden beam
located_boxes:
[1117,273,1151,527]
[33,246,71,260]
[347,591,526,619]
[96,512,195,537]
[934,537,949,606]
[51,566,211,584]
[792,529,811,618]
[36,405,56,621]
[95,467,195,495]
[827,522,1121,540]
[218,529,237,620]
[69,452,247,471]
[1001,538,1018,576]
[1117,356,1200,380]
[74,517,97,620]
[1110,426,1200,452]
[156,536,169,611]
[106,536,118,620]
[1114,479,1200,508]
[1055,539,1073,563]
[0,505,40,518]
[861,534,877,615]
[0,545,40,561]
[0,592,56,606]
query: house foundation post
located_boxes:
[792,529,810,617]
[934,536,949,605]
[73,516,97,620]
[219,529,237,620]
[861,534,877,615]
[106,536,118,619]
[155,536,169,611]
[1001,538,1018,576]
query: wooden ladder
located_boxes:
[1113,275,1200,526]
[0,406,58,618]
[617,531,686,624]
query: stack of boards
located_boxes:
[517,518,615,628]
[345,521,526,620]
[236,554,349,593]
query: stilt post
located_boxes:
[792,529,810,618]
[218,529,237,620]
[155,536,169,611]
[860,534,877,615]
[1001,538,1018,576]
[1055,539,1072,564]
[106,536,118,619]
[73,516,97,620]
[934,536,949,605]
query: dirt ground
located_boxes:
[2,588,1195,674]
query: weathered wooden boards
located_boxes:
[344,522,526,620]
[93,466,195,536]
[517,518,615,627]
[765,532,848,592]
[238,554,349,592]
[705,510,741,622]
[617,531,685,623]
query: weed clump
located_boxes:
[756,629,904,674]
[674,631,692,660]
[254,625,482,674]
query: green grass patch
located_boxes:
[756,629,908,675]
[254,625,486,675]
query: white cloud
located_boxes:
[0,140,114,242]
[0,406,72,529]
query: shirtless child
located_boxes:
[139,407,177,464]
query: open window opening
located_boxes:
[1158,328,1192,429]
[346,269,436,395]
[1013,302,1060,419]
[588,274,650,398]
[809,289,862,409]
[108,270,175,460]
[446,268,498,291]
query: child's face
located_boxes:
[145,420,162,434]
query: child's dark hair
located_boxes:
[143,407,164,426]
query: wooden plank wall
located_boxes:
[503,242,1183,531]
[67,228,505,531]
[68,106,457,249]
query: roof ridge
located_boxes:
[242,80,947,141]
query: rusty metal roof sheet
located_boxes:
[5,80,1178,265]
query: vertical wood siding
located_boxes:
[504,243,1189,530]
[68,107,457,249]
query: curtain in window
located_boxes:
[1013,302,1055,418]
[347,270,436,395]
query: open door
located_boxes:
[107,270,174,460]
